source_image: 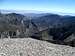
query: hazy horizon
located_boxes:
[0,0,75,13]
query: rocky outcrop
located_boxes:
[0,38,75,56]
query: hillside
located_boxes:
[0,12,75,46]
[31,14,75,46]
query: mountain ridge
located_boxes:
[0,9,75,16]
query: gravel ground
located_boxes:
[0,38,75,56]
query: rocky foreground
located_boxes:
[0,38,75,56]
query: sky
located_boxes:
[0,0,75,13]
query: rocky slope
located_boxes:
[0,38,75,56]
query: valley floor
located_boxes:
[0,38,75,56]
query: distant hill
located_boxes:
[1,9,75,17]
[0,9,50,18]
[23,13,50,18]
[32,14,75,30]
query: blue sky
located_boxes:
[0,0,75,13]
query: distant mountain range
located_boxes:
[0,9,75,30]
[0,9,51,18]
[0,9,75,16]
[0,9,49,14]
